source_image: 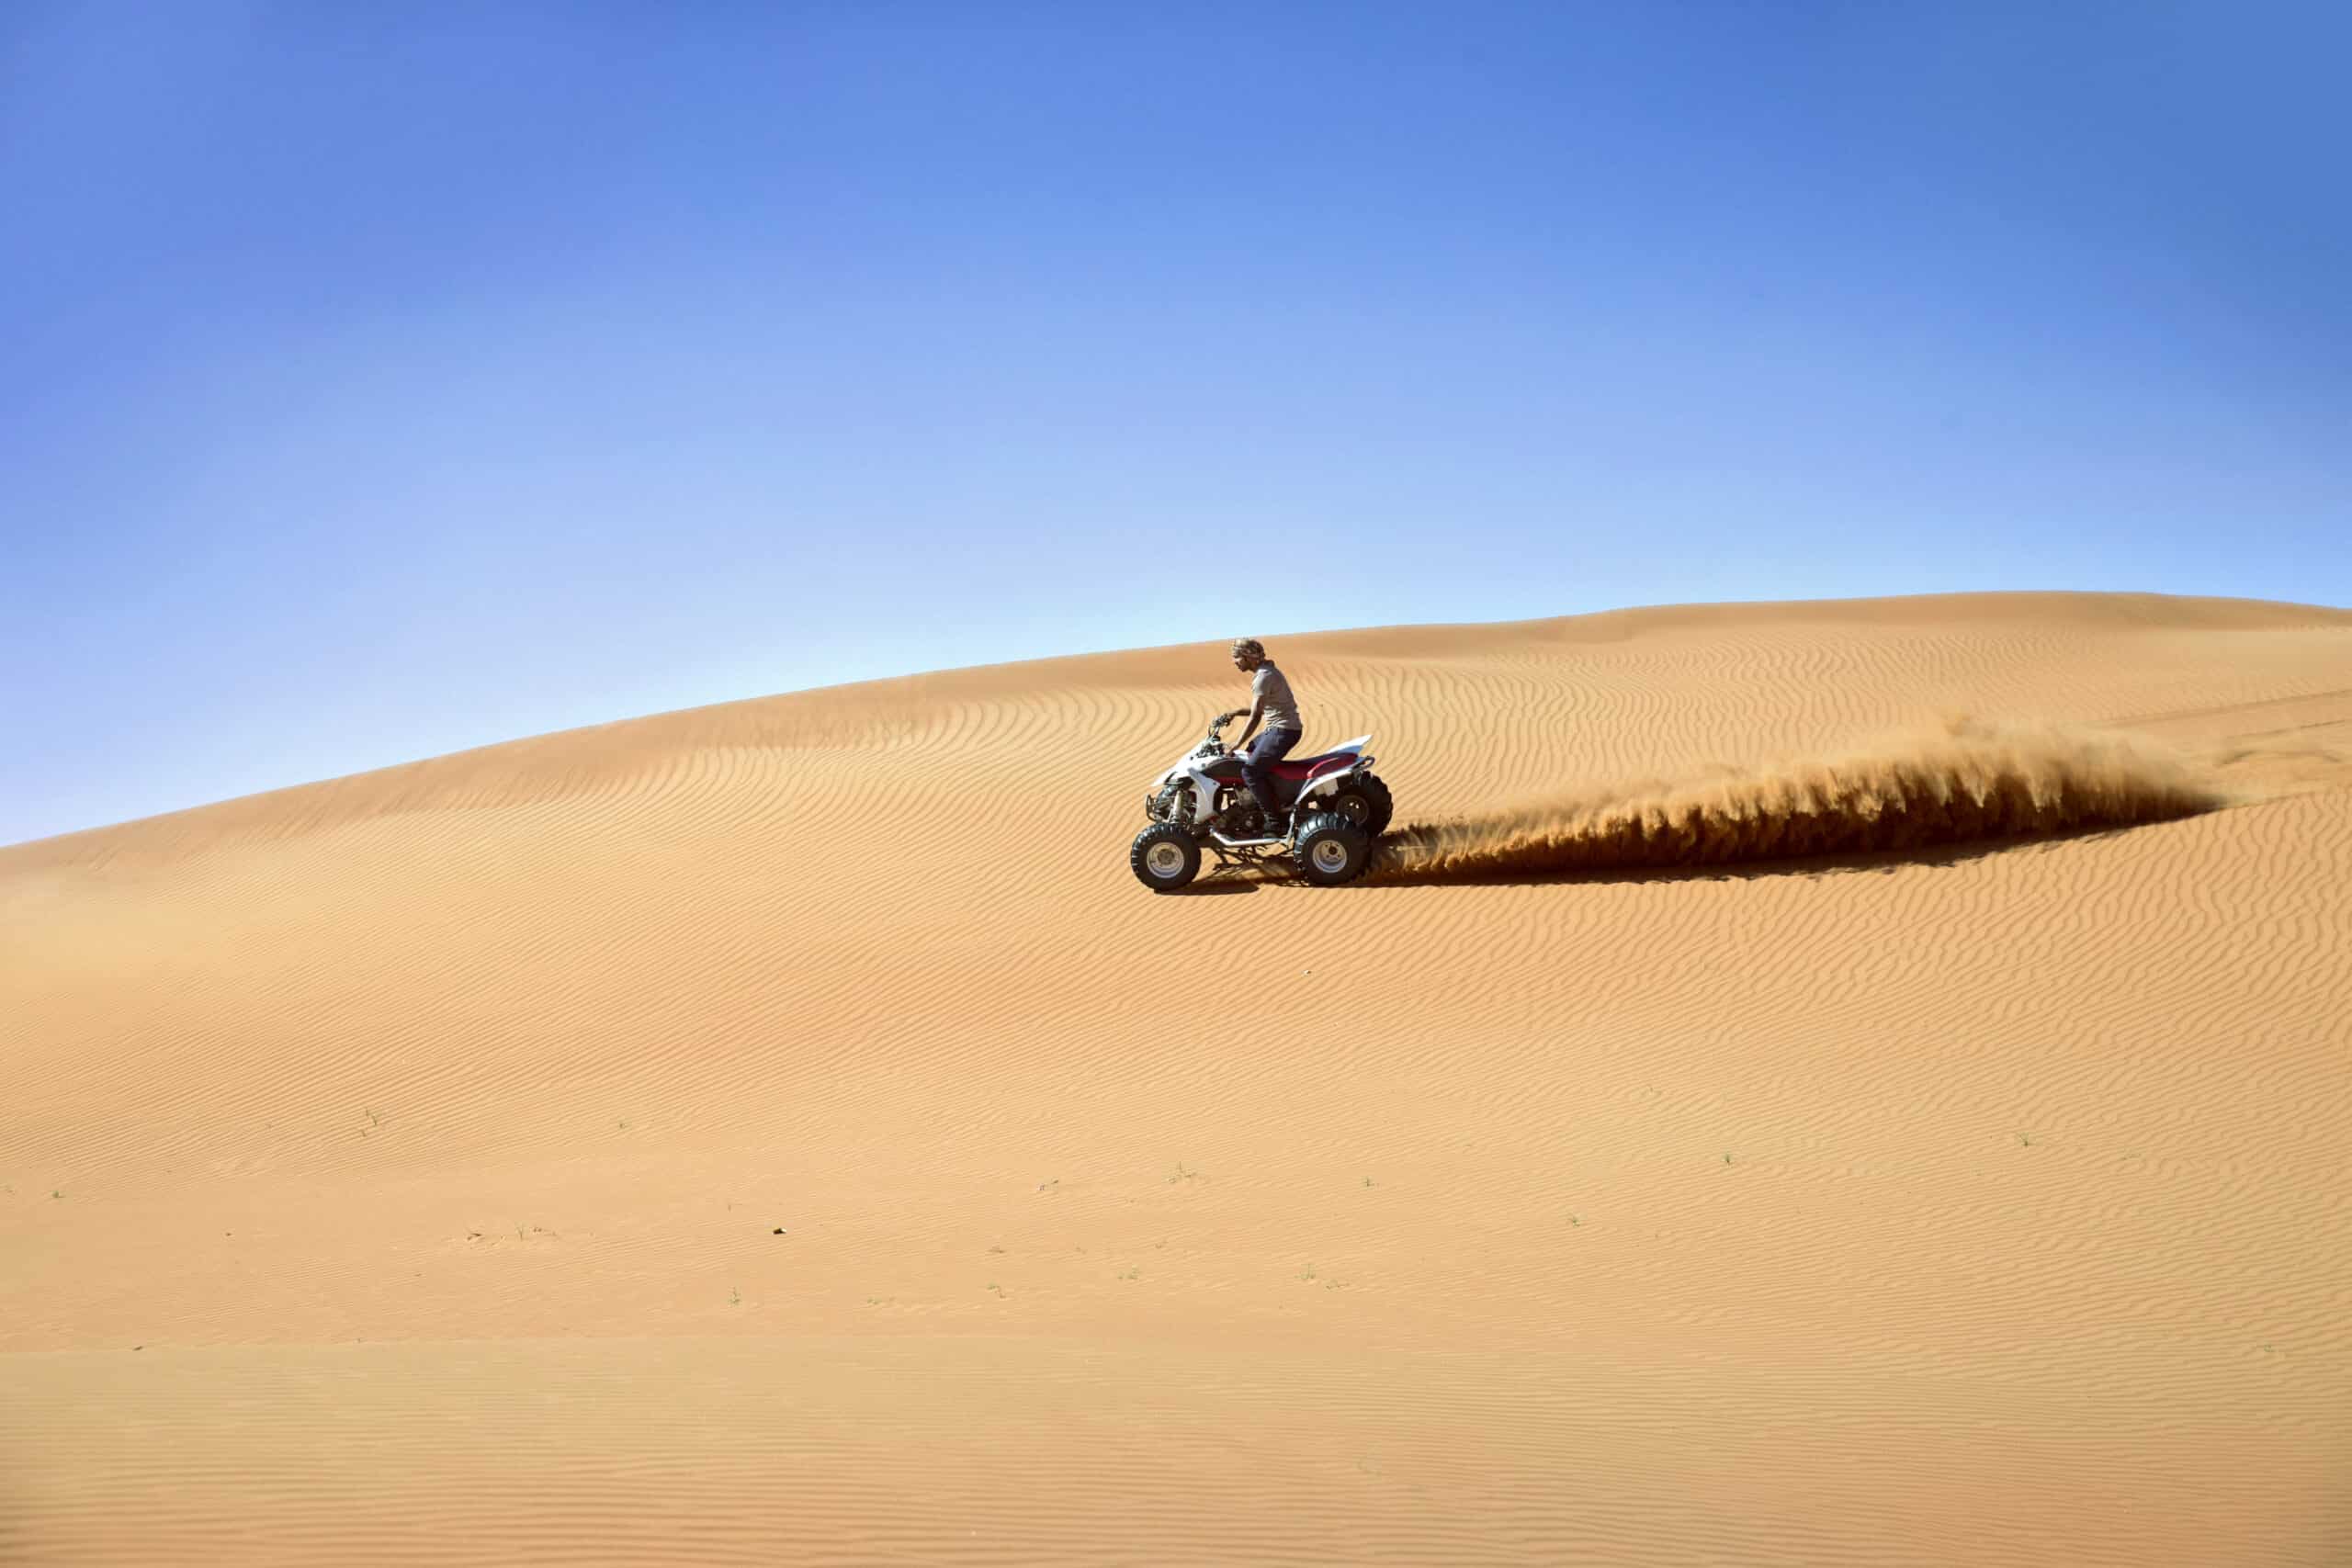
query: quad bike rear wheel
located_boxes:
[1293,812,1373,887]
[1130,823,1203,891]
[1319,773,1394,836]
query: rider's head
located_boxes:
[1230,637,1264,673]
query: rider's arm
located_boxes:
[1234,694,1265,750]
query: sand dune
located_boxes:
[5,592,2350,1565]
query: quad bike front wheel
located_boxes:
[1131,823,1203,892]
[1293,812,1373,887]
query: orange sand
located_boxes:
[5,591,2349,1565]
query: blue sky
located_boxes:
[5,2,2346,845]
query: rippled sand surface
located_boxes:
[6,592,2349,1565]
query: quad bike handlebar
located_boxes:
[1198,710,1255,755]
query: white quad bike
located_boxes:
[1129,710,1393,891]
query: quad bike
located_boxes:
[1129,710,1393,891]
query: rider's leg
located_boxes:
[1241,727,1301,835]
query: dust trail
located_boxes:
[1373,718,2225,882]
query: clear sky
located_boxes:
[5,2,2347,846]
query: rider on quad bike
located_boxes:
[1127,638,1395,891]
[1227,637,1303,837]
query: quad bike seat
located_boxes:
[1201,749,1359,785]
[1269,750,1360,782]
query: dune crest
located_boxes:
[1376,717,2222,880]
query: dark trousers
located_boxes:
[1241,727,1302,822]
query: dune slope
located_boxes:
[5,592,2350,1565]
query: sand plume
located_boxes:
[1374,718,2226,881]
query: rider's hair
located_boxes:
[1231,637,1264,660]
